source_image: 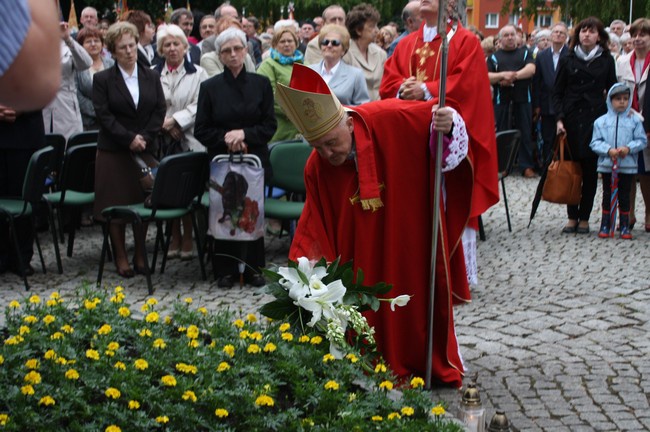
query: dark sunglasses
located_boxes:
[320,39,342,47]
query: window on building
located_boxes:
[486,13,499,29]
[509,13,521,27]
[537,15,552,28]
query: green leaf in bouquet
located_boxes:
[259,299,298,321]
[355,267,364,286]
[262,282,289,300]
[260,267,283,282]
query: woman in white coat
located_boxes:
[43,21,92,140]
[617,18,650,231]
[310,24,370,106]
[153,24,208,259]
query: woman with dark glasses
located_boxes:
[310,24,369,106]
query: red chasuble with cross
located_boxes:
[289,98,472,387]
[380,22,499,226]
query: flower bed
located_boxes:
[0,285,461,431]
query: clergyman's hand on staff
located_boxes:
[431,104,453,135]
[556,120,566,135]
[399,77,426,101]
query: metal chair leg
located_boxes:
[47,203,63,274]
[502,178,512,232]
[192,212,207,281]
[478,215,486,241]
[31,216,46,275]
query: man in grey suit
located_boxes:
[532,22,568,166]
[387,1,421,57]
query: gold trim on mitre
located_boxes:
[276,65,346,142]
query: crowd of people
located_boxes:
[1,0,649,387]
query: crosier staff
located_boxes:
[425,0,450,390]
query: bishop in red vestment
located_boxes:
[380,0,499,225]
[277,64,486,387]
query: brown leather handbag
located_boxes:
[542,134,582,205]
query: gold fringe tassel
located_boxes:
[349,183,385,212]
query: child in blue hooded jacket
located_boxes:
[590,83,647,239]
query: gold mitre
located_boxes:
[276,64,346,142]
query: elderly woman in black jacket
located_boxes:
[194,28,276,288]
[553,17,617,234]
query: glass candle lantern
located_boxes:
[459,383,486,432]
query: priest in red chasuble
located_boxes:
[380,0,499,238]
[277,63,497,387]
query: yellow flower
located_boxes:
[42,315,56,325]
[29,294,41,304]
[38,396,56,406]
[155,416,169,424]
[182,390,197,402]
[105,425,121,432]
[0,414,8,426]
[233,319,244,328]
[107,342,120,351]
[140,304,149,312]
[188,339,199,348]
[246,313,257,322]
[84,298,100,310]
[215,408,229,418]
[379,380,394,391]
[55,357,67,365]
[97,324,112,335]
[322,354,335,363]
[86,349,100,360]
[247,344,261,354]
[145,312,159,323]
[105,387,121,399]
[134,359,149,370]
[216,362,230,372]
[239,330,250,339]
[9,300,20,309]
[49,291,60,300]
[184,297,193,304]
[346,353,359,363]
[371,415,383,422]
[60,324,74,333]
[46,300,57,307]
[24,359,40,370]
[279,322,290,332]
[401,406,415,416]
[431,405,446,416]
[44,350,57,360]
[186,325,199,339]
[175,363,198,374]
[50,332,64,340]
[263,343,277,353]
[387,412,402,420]
[19,326,30,335]
[24,371,41,384]
[298,335,310,343]
[177,326,186,333]
[114,286,124,293]
[348,393,357,402]
[138,328,152,337]
[0,355,3,365]
[114,361,126,370]
[281,332,294,342]
[249,331,263,341]
[128,400,140,410]
[4,335,23,345]
[198,307,207,315]
[303,418,315,427]
[410,377,425,389]
[223,344,235,357]
[162,375,177,386]
[20,385,35,395]
[164,316,172,324]
[146,297,158,306]
[324,380,340,391]
[23,315,37,324]
[153,338,167,349]
[118,307,130,317]
[255,395,274,407]
[374,363,387,373]
[310,336,323,345]
[65,369,79,380]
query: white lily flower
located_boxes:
[278,257,327,292]
[287,282,310,301]
[297,280,346,326]
[390,295,412,311]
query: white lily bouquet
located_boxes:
[260,257,410,361]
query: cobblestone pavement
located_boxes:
[1,175,649,431]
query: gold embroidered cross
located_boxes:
[416,43,435,67]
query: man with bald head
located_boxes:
[304,5,346,64]
[387,1,421,57]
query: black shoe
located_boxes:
[218,275,234,288]
[12,264,35,277]
[562,225,577,234]
[246,273,266,287]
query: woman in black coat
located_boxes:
[194,28,276,288]
[93,21,165,278]
[553,17,617,234]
